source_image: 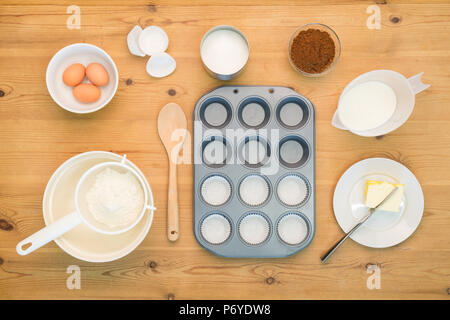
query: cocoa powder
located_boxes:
[290,28,336,74]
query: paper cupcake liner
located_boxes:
[238,174,270,207]
[200,175,232,206]
[200,213,232,245]
[276,173,310,207]
[238,212,271,245]
[276,213,309,245]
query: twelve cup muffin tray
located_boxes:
[193,86,315,258]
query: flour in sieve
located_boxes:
[86,167,144,228]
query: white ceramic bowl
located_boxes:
[46,43,119,114]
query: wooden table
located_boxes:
[1,0,449,300]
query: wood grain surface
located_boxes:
[1,0,449,300]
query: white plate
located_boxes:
[43,151,154,262]
[333,158,424,248]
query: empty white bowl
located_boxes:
[46,43,119,114]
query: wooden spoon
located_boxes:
[158,103,187,241]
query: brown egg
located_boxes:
[86,63,109,86]
[73,83,101,103]
[62,63,86,87]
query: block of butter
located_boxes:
[365,180,404,212]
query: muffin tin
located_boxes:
[194,86,315,258]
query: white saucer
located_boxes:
[333,158,424,248]
[43,151,154,262]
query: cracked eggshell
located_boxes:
[146,52,176,78]
[127,25,146,57]
[138,26,169,55]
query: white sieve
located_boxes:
[17,156,155,256]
